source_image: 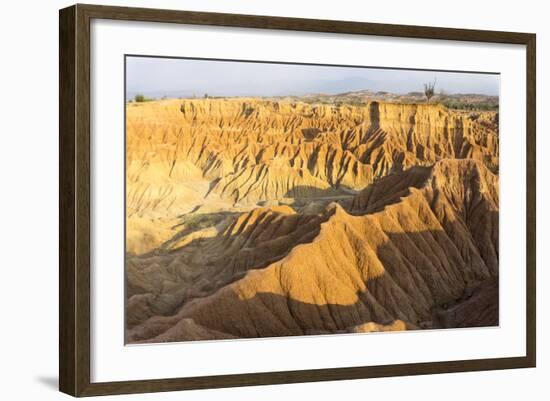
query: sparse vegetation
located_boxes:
[424,79,436,103]
[181,213,221,231]
[134,94,154,103]
[440,100,498,111]
[267,88,497,112]
[300,96,368,107]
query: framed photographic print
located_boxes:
[59,3,536,397]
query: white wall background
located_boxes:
[0,0,546,399]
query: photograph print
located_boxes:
[124,56,499,344]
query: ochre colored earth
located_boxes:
[125,98,499,343]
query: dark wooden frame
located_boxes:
[59,3,536,397]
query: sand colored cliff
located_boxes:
[125,98,499,343]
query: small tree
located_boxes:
[423,79,436,103]
[134,94,145,103]
[203,93,209,99]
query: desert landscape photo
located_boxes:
[125,57,499,344]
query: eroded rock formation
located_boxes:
[125,98,499,343]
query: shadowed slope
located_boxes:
[126,205,330,328]
[127,159,499,342]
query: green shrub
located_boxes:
[182,214,221,231]
[134,94,154,103]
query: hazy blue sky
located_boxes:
[126,56,499,98]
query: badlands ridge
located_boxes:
[125,98,499,342]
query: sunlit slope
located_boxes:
[126,98,498,254]
[127,159,499,342]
